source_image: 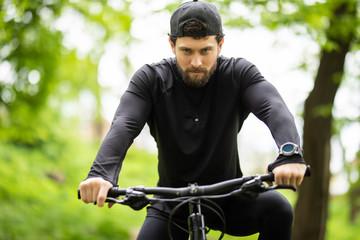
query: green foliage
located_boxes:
[0,0,134,145]
[327,195,360,239]
[215,0,359,52]
[1,0,359,239]
[1,138,360,239]
[0,140,158,240]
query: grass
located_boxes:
[0,140,157,240]
[327,194,360,239]
[0,140,359,239]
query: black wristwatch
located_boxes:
[279,142,303,157]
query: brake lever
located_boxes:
[106,198,125,204]
[108,189,149,211]
[231,177,297,199]
[230,178,264,198]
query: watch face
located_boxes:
[283,144,295,153]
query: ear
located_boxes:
[217,38,224,55]
[169,38,176,55]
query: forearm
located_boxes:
[243,81,300,145]
[87,118,136,185]
[87,89,152,185]
[242,80,306,169]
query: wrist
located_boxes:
[268,154,306,172]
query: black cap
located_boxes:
[170,0,223,37]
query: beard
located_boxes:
[176,60,217,88]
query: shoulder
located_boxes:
[216,56,265,89]
[151,58,177,72]
[217,56,259,75]
[134,58,176,78]
[131,58,177,92]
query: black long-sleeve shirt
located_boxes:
[87,56,304,187]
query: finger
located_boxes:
[97,185,110,207]
[79,184,88,203]
[266,180,273,186]
[283,178,290,186]
[296,176,304,187]
[86,187,94,203]
[280,171,292,186]
[275,175,283,185]
[289,177,296,187]
[92,187,100,204]
[108,197,119,209]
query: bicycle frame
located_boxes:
[188,198,206,240]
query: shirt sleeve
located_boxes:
[86,66,153,186]
[240,70,306,170]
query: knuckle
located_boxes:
[79,181,88,190]
[91,178,101,186]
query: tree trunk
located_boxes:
[292,2,355,240]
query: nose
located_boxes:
[191,54,202,68]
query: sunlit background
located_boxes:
[1,0,359,239]
[54,0,359,192]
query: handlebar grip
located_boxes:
[107,187,127,197]
[262,172,275,182]
[77,187,127,200]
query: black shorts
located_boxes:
[137,191,293,240]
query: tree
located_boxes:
[294,2,357,239]
[216,0,359,239]
[0,0,133,145]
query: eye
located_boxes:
[182,48,192,55]
[201,48,210,55]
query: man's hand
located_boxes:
[270,163,307,187]
[79,177,113,208]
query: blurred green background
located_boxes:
[1,0,359,239]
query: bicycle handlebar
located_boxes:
[78,165,310,199]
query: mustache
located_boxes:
[185,67,208,73]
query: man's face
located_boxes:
[169,36,224,88]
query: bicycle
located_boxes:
[78,165,311,240]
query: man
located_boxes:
[79,1,307,239]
